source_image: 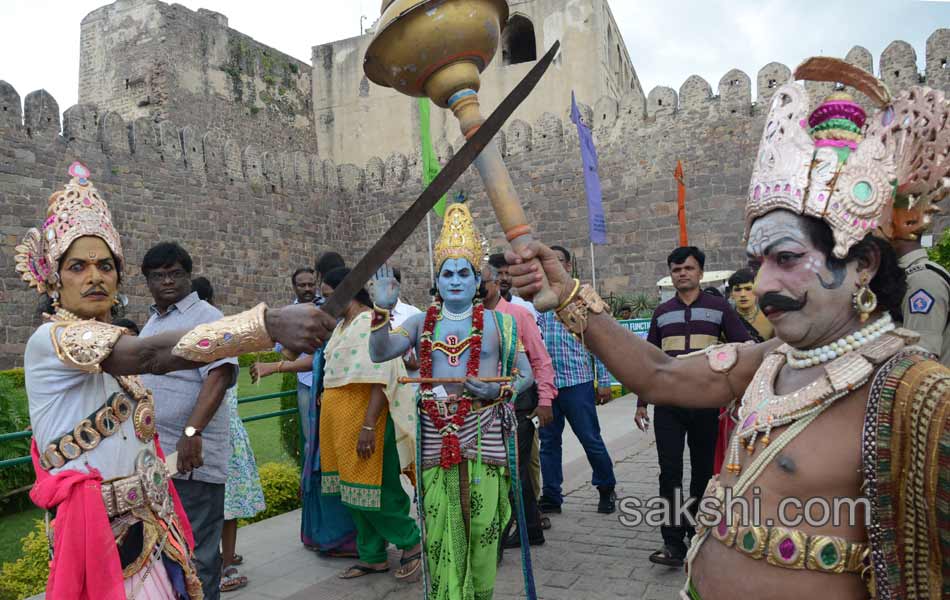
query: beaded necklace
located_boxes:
[419,298,483,469]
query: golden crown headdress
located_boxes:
[745,57,948,258]
[434,202,483,269]
[15,162,124,295]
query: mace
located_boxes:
[364,0,559,311]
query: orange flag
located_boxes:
[674,160,688,246]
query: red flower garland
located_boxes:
[419,298,484,469]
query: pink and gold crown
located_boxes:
[434,202,483,269]
[745,57,948,257]
[15,162,124,295]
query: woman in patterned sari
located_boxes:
[318,267,422,581]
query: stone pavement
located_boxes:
[222,396,690,600]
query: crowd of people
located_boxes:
[10,54,950,600]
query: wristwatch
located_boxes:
[183,425,202,438]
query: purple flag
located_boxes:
[571,91,607,245]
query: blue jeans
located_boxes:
[539,381,616,504]
[297,382,313,449]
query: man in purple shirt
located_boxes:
[636,246,751,568]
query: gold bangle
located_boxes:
[370,305,391,332]
[555,284,608,338]
[555,279,582,313]
[276,361,283,373]
[172,303,273,362]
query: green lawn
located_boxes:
[0,505,43,565]
[0,369,299,567]
[235,369,297,466]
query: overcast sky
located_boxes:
[0,0,947,110]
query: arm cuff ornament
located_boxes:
[50,320,125,373]
[371,306,391,332]
[555,281,608,338]
[172,303,272,362]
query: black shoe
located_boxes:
[502,531,545,549]
[648,545,686,568]
[538,496,562,514]
[597,486,617,514]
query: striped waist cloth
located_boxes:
[419,397,513,469]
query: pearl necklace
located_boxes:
[786,314,894,369]
[440,305,473,321]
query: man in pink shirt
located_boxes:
[481,263,555,549]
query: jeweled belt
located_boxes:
[40,391,156,470]
[704,515,869,574]
[429,394,505,414]
[101,449,172,520]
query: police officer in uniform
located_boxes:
[891,195,949,366]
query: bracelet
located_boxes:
[371,305,391,332]
[276,361,284,373]
[361,425,375,432]
[555,279,582,313]
[172,303,273,362]
[555,284,608,339]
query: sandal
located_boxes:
[395,552,422,580]
[540,516,551,530]
[648,547,685,568]
[231,554,243,566]
[220,567,248,593]
[339,564,389,579]
[320,548,360,559]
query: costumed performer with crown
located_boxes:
[16,162,336,599]
[367,201,538,600]
[504,58,950,600]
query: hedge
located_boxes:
[238,461,301,526]
[0,520,47,600]
[0,461,302,596]
[0,372,32,507]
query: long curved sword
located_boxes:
[320,41,561,319]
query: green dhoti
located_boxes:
[421,461,511,600]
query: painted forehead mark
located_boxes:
[747,219,808,257]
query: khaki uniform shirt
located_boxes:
[899,248,950,366]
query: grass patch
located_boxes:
[0,507,43,565]
[236,369,295,467]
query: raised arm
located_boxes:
[506,242,775,408]
[101,303,337,376]
[367,265,417,363]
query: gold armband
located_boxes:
[50,320,125,373]
[172,303,272,362]
[554,283,607,338]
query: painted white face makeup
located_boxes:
[746,211,864,349]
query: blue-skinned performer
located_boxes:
[368,202,536,600]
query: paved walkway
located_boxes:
[225,395,688,600]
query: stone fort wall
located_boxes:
[0,29,947,368]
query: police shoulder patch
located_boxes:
[908,289,935,315]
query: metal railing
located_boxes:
[0,389,298,470]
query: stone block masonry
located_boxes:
[0,23,948,368]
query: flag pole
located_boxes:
[590,241,597,292]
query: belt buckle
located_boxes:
[136,449,170,516]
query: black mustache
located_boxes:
[760,292,807,313]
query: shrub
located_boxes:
[238,461,300,527]
[0,374,33,506]
[928,229,950,271]
[278,372,301,465]
[0,520,48,600]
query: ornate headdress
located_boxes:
[15,162,124,295]
[434,202,483,269]
[745,57,948,257]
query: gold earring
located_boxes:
[51,290,61,309]
[852,277,877,323]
